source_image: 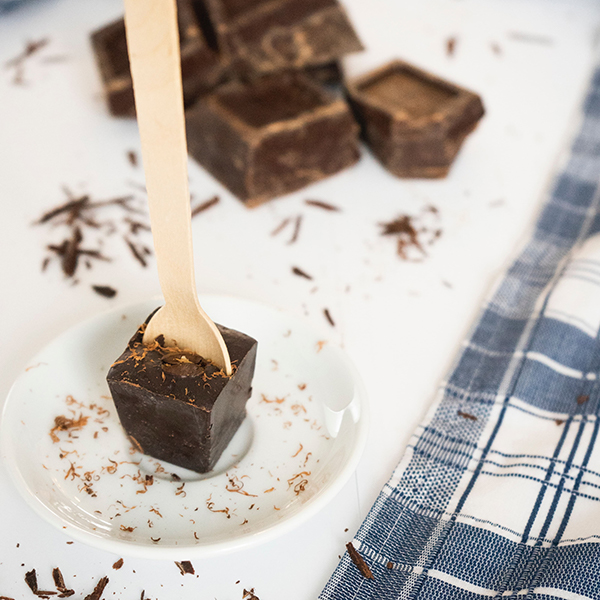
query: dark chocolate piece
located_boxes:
[203,0,362,75]
[186,72,359,205]
[107,312,257,473]
[346,60,484,178]
[91,0,224,117]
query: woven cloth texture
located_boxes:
[321,68,600,600]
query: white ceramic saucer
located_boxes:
[1,295,368,559]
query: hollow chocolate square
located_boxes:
[202,0,363,75]
[185,72,360,205]
[91,0,224,117]
[346,60,484,178]
[106,314,257,473]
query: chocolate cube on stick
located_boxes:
[203,0,363,75]
[186,72,360,206]
[91,0,224,117]
[107,314,257,474]
[346,60,484,178]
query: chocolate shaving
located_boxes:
[175,561,195,576]
[346,542,374,580]
[242,589,260,600]
[305,199,340,212]
[127,151,138,167]
[271,218,291,236]
[288,215,302,244]
[446,37,457,56]
[323,308,335,327]
[50,414,89,443]
[191,195,220,217]
[291,266,312,280]
[83,577,108,600]
[111,559,124,571]
[120,525,135,532]
[92,285,117,298]
[5,38,50,84]
[52,568,74,597]
[125,238,148,267]
[555,419,565,426]
[36,190,148,283]
[25,570,39,593]
[457,410,477,421]
[379,208,441,260]
[577,395,589,405]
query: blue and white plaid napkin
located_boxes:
[321,68,600,600]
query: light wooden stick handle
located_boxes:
[124,0,231,374]
[124,0,194,306]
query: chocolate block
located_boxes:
[203,0,363,75]
[106,314,257,473]
[91,0,224,117]
[186,72,360,205]
[346,60,484,178]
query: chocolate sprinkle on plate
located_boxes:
[83,577,109,600]
[305,199,340,212]
[291,266,313,280]
[111,559,124,570]
[175,561,195,576]
[191,196,220,217]
[92,285,117,299]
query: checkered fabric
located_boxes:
[321,69,600,600]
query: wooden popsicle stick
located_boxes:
[124,0,231,374]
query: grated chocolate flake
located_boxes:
[305,199,340,212]
[291,266,313,280]
[457,410,477,421]
[191,195,220,217]
[175,561,195,576]
[323,308,335,327]
[346,542,374,580]
[83,577,109,600]
[111,559,124,571]
[92,285,117,299]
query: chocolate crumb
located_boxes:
[457,410,477,421]
[292,266,313,280]
[323,308,335,327]
[446,37,457,56]
[111,559,123,571]
[577,395,589,405]
[386,561,393,569]
[0,596,16,599]
[345,542,374,580]
[555,419,565,426]
[242,589,260,600]
[127,151,138,167]
[288,215,302,245]
[92,285,117,298]
[119,525,135,532]
[305,199,340,212]
[175,561,195,576]
[191,196,220,217]
[83,576,108,600]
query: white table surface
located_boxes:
[1,0,600,598]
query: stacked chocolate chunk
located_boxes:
[92,0,484,202]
